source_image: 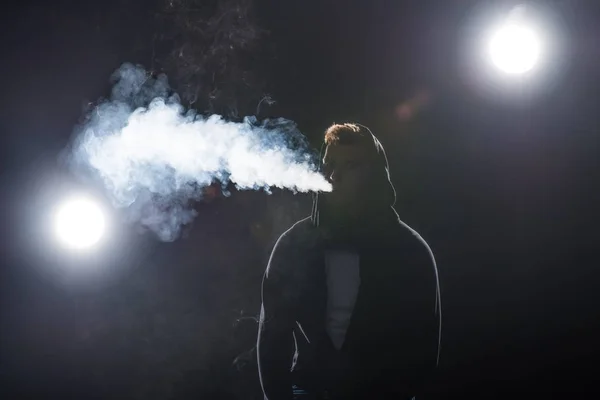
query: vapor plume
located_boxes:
[66,63,330,241]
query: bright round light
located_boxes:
[488,23,541,74]
[55,196,106,250]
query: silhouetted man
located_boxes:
[257,123,441,400]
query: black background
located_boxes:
[1,0,599,398]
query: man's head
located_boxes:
[319,123,394,225]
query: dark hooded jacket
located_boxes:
[257,127,442,400]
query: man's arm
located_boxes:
[413,235,442,395]
[257,233,296,400]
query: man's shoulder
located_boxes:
[394,218,433,252]
[272,216,316,248]
[394,217,441,307]
[391,217,438,274]
[265,216,317,277]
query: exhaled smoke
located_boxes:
[66,63,331,241]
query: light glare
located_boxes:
[488,22,541,74]
[55,196,106,250]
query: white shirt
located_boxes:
[324,250,361,350]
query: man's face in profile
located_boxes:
[321,142,376,216]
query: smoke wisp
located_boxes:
[66,63,331,241]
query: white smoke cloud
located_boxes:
[66,63,331,241]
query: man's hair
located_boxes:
[324,123,371,146]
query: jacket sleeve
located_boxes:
[257,231,296,400]
[408,226,442,371]
[414,235,442,391]
[399,230,443,397]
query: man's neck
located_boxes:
[319,207,397,250]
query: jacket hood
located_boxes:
[310,124,398,232]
